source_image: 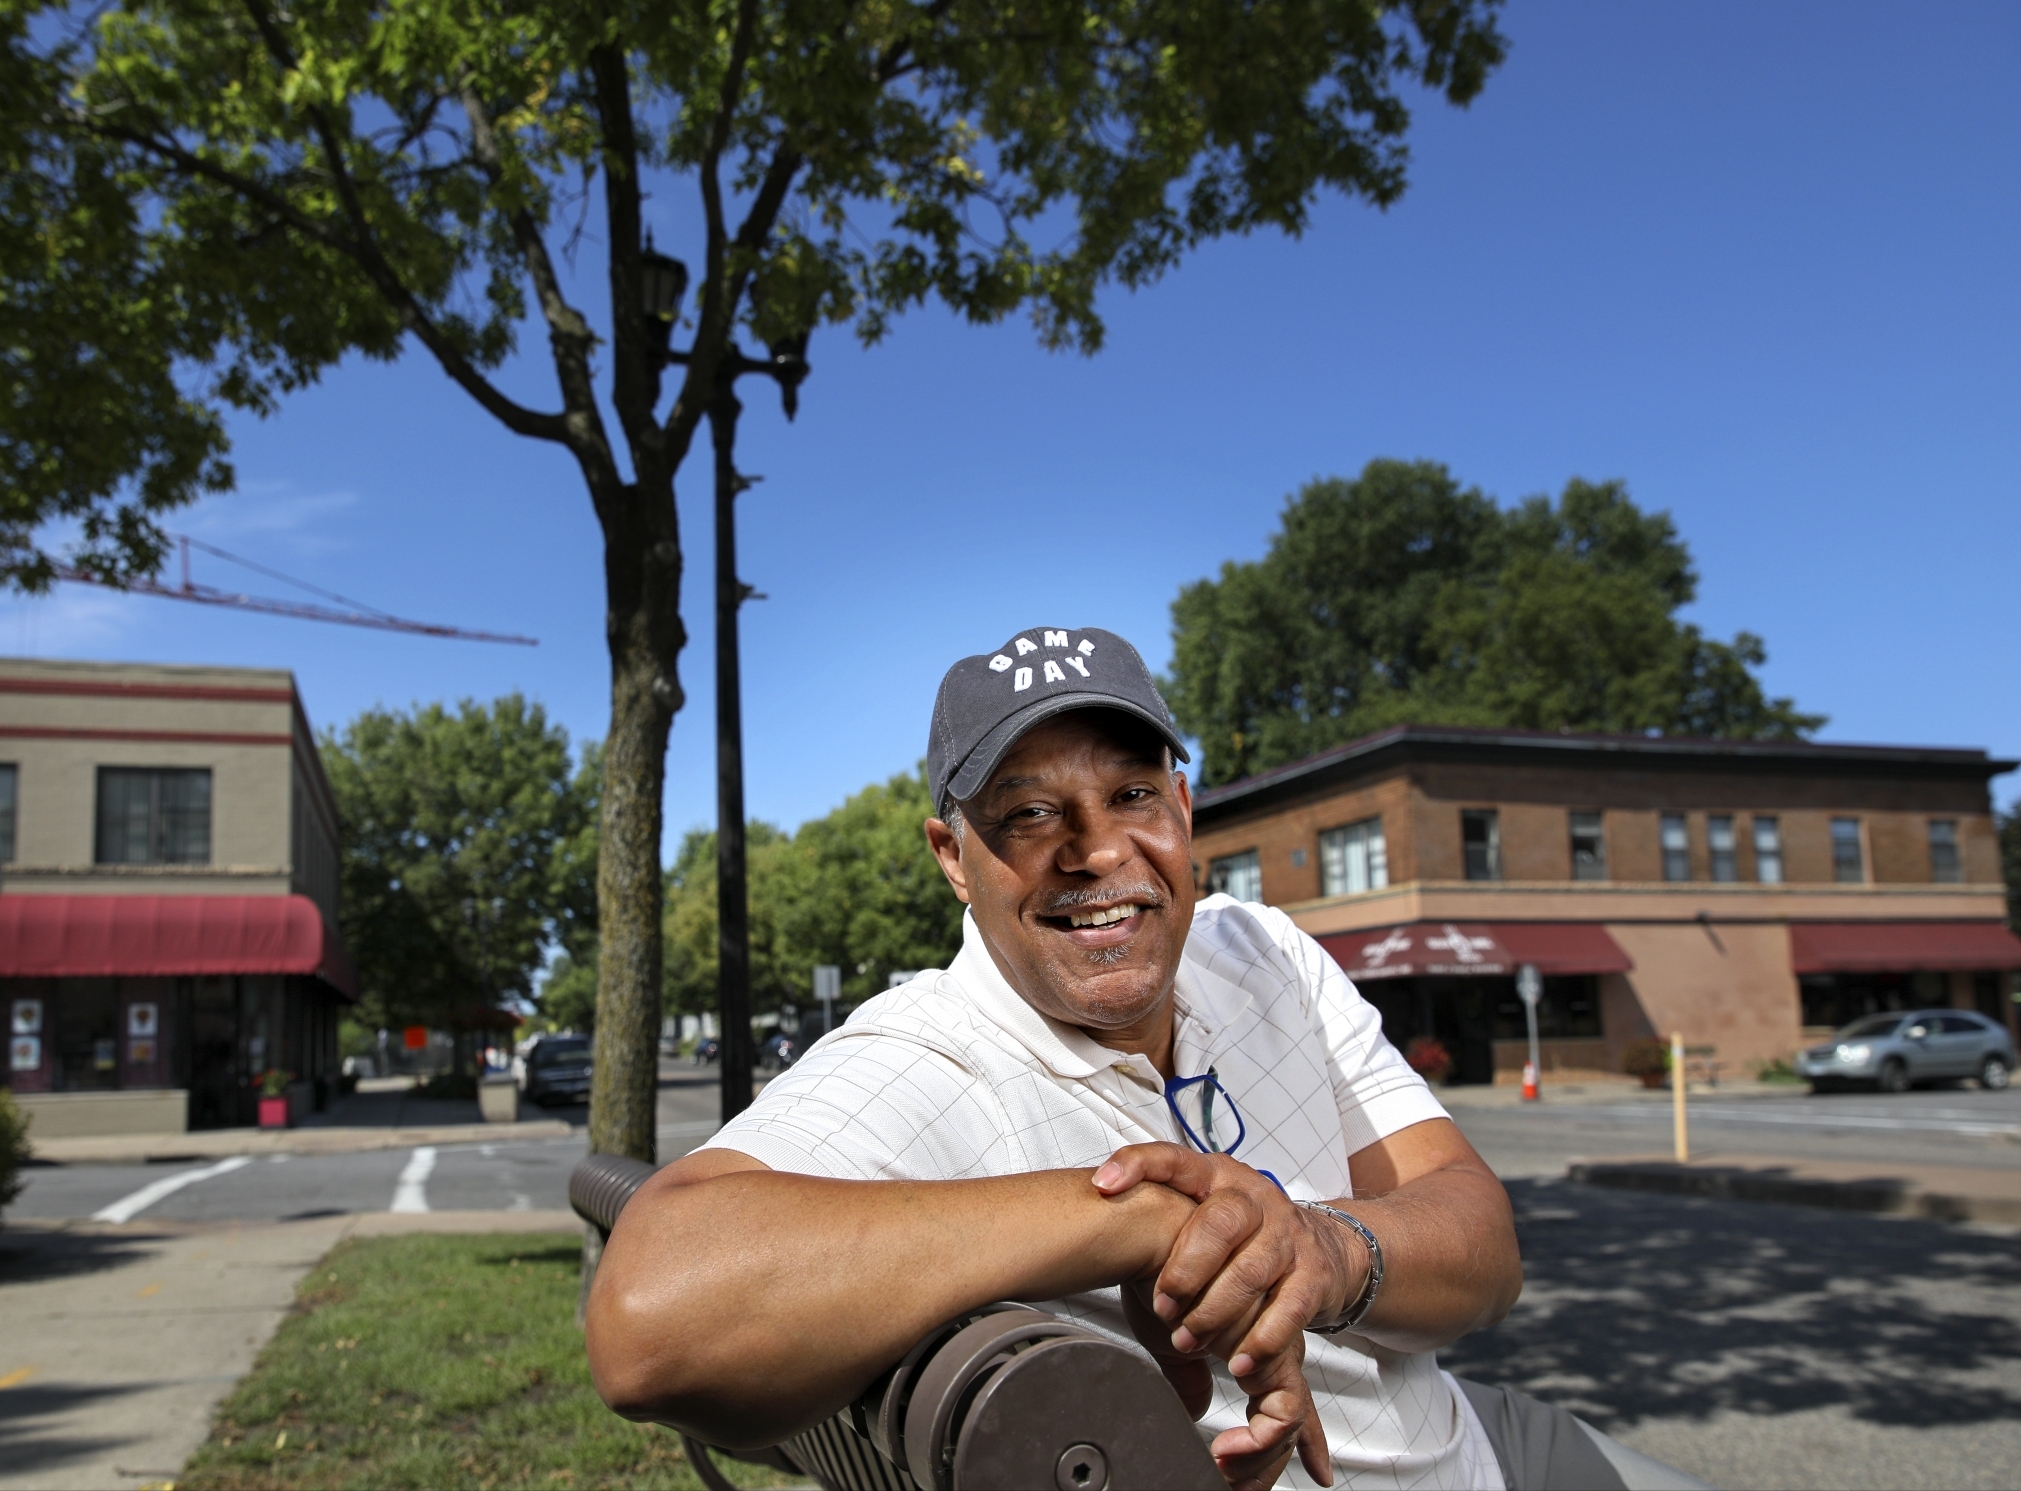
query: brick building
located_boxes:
[1,658,354,1135]
[1189,726,2021,1083]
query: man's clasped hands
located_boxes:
[1093,1142,1370,1491]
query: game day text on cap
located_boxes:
[927,626,1191,816]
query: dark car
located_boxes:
[1795,1009,2014,1093]
[523,1035,592,1106]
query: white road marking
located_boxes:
[510,1192,531,1211]
[391,1146,437,1213]
[93,1156,253,1224]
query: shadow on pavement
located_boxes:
[0,1227,163,1286]
[1442,1177,2021,1433]
[0,1379,151,1478]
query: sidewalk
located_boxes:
[1439,1076,1808,1109]
[0,1210,581,1491]
[28,1080,577,1164]
[1569,1153,2021,1225]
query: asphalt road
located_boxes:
[1449,1082,2021,1180]
[8,1065,737,1226]
[15,1067,2021,1489]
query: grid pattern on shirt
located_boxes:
[708,896,1499,1491]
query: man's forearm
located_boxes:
[586,1161,1193,1447]
[1330,1163,1520,1354]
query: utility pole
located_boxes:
[711,383,755,1122]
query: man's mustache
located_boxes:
[1036,882,1165,918]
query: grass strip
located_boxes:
[179,1232,802,1490]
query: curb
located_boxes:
[1568,1159,2021,1225]
[31,1119,577,1165]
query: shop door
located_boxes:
[188,976,244,1129]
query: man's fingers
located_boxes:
[1157,1190,1267,1316]
[1226,1289,1322,1379]
[1092,1141,1221,1200]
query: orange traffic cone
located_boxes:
[1521,1060,1539,1102]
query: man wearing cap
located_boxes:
[588,628,1699,1491]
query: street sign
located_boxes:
[813,964,842,1037]
[1515,964,1542,1102]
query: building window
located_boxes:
[95,768,212,865]
[1830,817,1864,883]
[1707,815,1738,882]
[1461,809,1500,882]
[1660,814,1690,881]
[1753,817,1783,883]
[1568,811,1606,881]
[1207,849,1262,903]
[1320,817,1388,896]
[0,764,15,862]
[1928,819,1962,884]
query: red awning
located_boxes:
[1788,921,2021,975]
[0,894,357,999]
[1317,921,1633,982]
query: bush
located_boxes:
[1404,1035,1453,1084]
[1754,1055,1801,1085]
[1620,1038,1671,1078]
[0,1090,31,1213]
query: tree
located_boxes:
[1166,461,1825,785]
[664,767,964,1020]
[322,695,599,1047]
[4,0,1506,1160]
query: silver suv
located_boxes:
[1796,1009,2014,1094]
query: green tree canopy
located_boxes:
[1166,460,1826,786]
[662,766,962,1019]
[322,694,599,1032]
[4,0,1504,1158]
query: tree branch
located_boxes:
[230,0,581,448]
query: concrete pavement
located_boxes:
[1572,1152,2021,1224]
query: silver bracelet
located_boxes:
[1297,1200,1384,1336]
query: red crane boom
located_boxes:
[54,536,538,647]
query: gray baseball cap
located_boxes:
[927,626,1190,817]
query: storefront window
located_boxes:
[1319,817,1388,896]
[96,767,212,864]
[1207,850,1262,903]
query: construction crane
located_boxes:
[54,535,537,647]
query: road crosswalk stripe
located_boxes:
[391,1146,437,1213]
[92,1155,253,1224]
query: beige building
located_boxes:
[1189,726,2021,1083]
[1,658,353,1134]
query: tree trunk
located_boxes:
[589,481,685,1165]
[712,387,755,1122]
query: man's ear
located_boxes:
[924,818,972,904]
[1174,770,1192,834]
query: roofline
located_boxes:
[1192,724,2019,821]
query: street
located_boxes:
[8,1071,2021,1490]
[6,1067,728,1226]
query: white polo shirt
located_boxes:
[706,894,1503,1490]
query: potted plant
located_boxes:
[1404,1035,1454,1085]
[1621,1039,1670,1089]
[256,1068,295,1128]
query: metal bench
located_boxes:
[571,1153,1222,1491]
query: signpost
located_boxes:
[1672,1030,1689,1162]
[1515,964,1542,1102]
[813,965,841,1040]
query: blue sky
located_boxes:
[8,0,2018,841]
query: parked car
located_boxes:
[1795,1009,2013,1093]
[522,1034,593,1106]
[760,1032,798,1071]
